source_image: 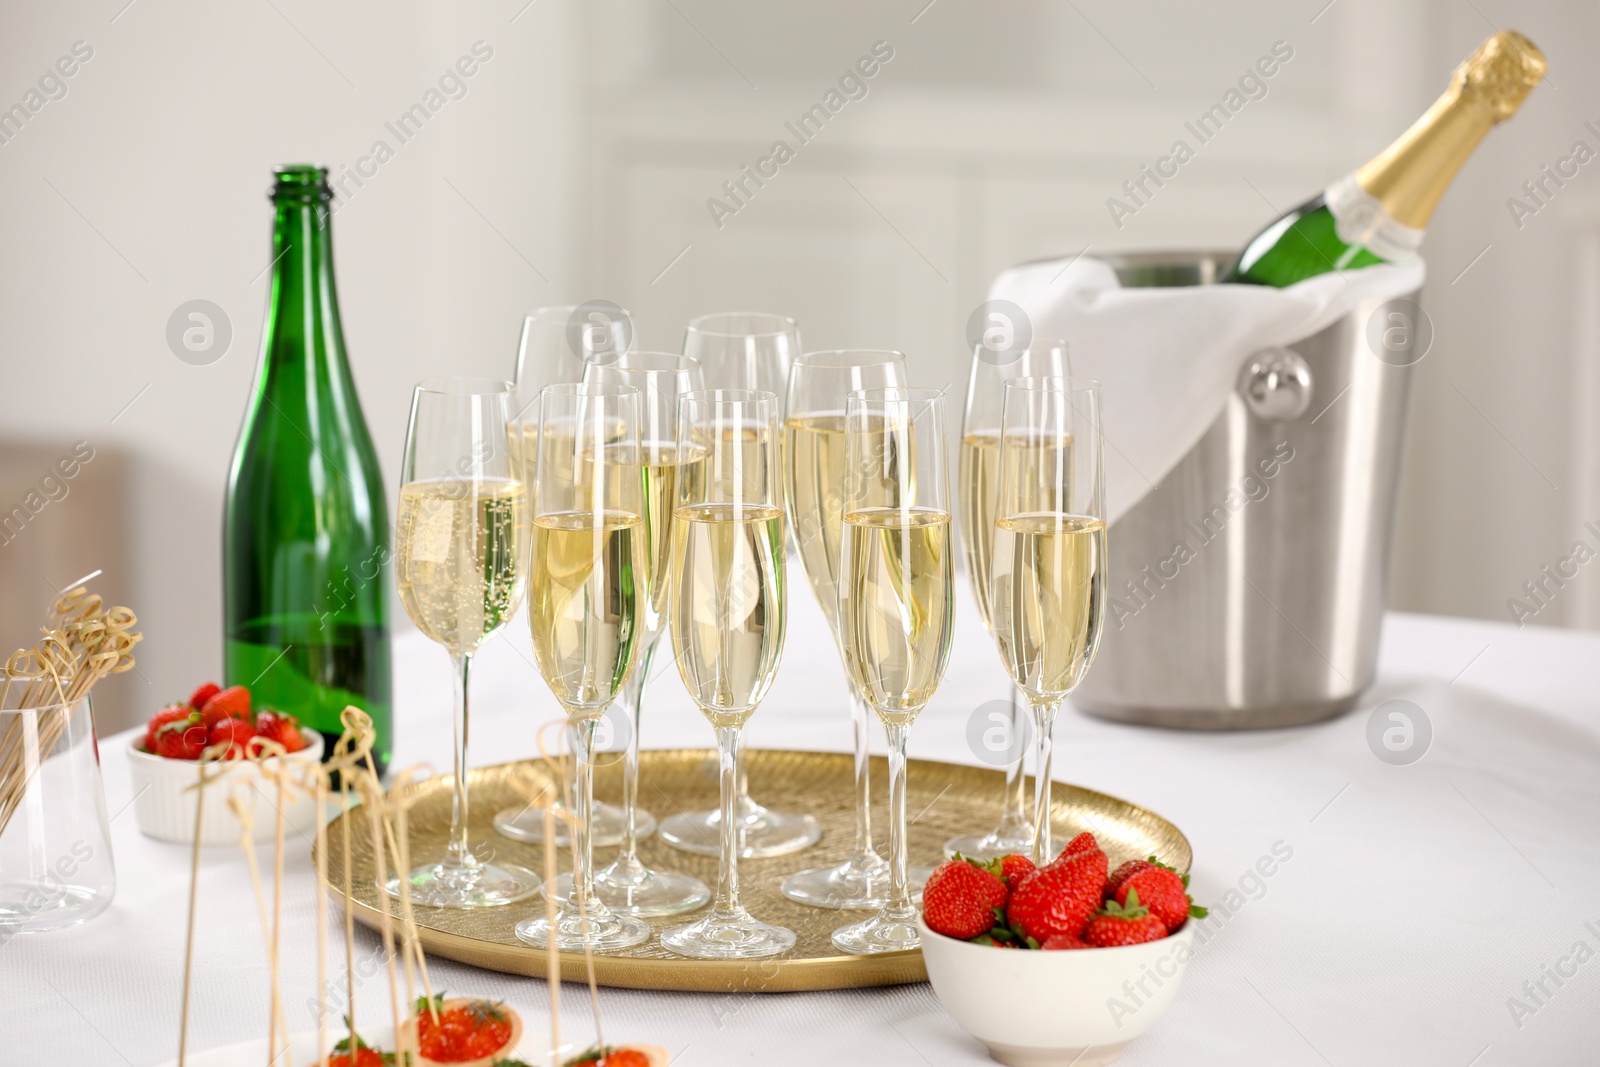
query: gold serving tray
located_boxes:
[321,749,1190,993]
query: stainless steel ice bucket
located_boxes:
[1074,250,1421,729]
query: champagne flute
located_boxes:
[495,305,635,849]
[514,382,651,951]
[516,304,633,405]
[563,352,712,917]
[682,312,799,403]
[988,378,1107,865]
[780,350,929,909]
[660,390,796,959]
[945,341,1071,861]
[831,388,956,955]
[662,312,819,860]
[392,377,539,908]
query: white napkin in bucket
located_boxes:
[985,255,1426,524]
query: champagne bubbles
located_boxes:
[1365,299,1433,367]
[967,300,1032,367]
[964,698,1033,767]
[1365,698,1432,765]
[566,300,633,366]
[166,299,233,365]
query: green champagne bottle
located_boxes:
[1225,31,1545,287]
[224,164,392,772]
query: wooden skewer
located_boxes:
[314,769,330,1067]
[362,784,406,1065]
[176,756,228,1067]
[259,741,295,1065]
[387,766,437,1027]
[226,783,290,1064]
[0,588,141,838]
[325,707,377,1056]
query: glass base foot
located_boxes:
[0,884,112,934]
[386,859,541,909]
[514,905,651,951]
[660,912,796,959]
[659,803,820,859]
[944,825,1035,862]
[831,910,922,955]
[554,865,711,918]
[781,858,933,910]
[492,800,651,848]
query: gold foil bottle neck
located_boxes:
[1452,30,1546,122]
[1354,30,1545,229]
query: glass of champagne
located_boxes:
[831,388,956,955]
[659,390,796,959]
[662,312,819,860]
[495,305,634,849]
[514,305,634,417]
[780,350,928,909]
[514,382,652,951]
[682,312,799,402]
[945,341,1071,861]
[393,377,540,908]
[568,352,712,917]
[988,377,1107,865]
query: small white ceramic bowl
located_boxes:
[919,917,1195,1067]
[127,730,325,845]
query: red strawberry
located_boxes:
[1084,890,1167,947]
[188,682,221,711]
[153,716,210,760]
[1040,934,1091,950]
[1108,858,1155,896]
[1115,858,1207,931]
[1058,831,1099,860]
[145,704,193,753]
[922,858,1008,940]
[998,853,1035,886]
[207,717,259,760]
[1006,847,1109,943]
[199,685,250,727]
[255,711,308,753]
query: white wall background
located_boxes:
[0,0,1594,730]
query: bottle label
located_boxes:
[1325,175,1424,265]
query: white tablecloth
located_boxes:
[6,588,1599,1066]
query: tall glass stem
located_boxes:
[1029,701,1061,865]
[998,686,1032,839]
[445,650,474,873]
[614,634,659,872]
[882,722,915,921]
[711,725,749,922]
[567,717,599,912]
[734,744,754,818]
[848,687,878,865]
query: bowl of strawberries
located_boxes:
[127,682,324,845]
[918,832,1204,1067]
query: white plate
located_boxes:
[154,1024,551,1067]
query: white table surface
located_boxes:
[6,586,1599,1066]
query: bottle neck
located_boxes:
[1325,29,1545,261]
[1354,87,1499,230]
[1322,88,1497,266]
[264,196,344,370]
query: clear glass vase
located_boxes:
[0,696,116,936]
